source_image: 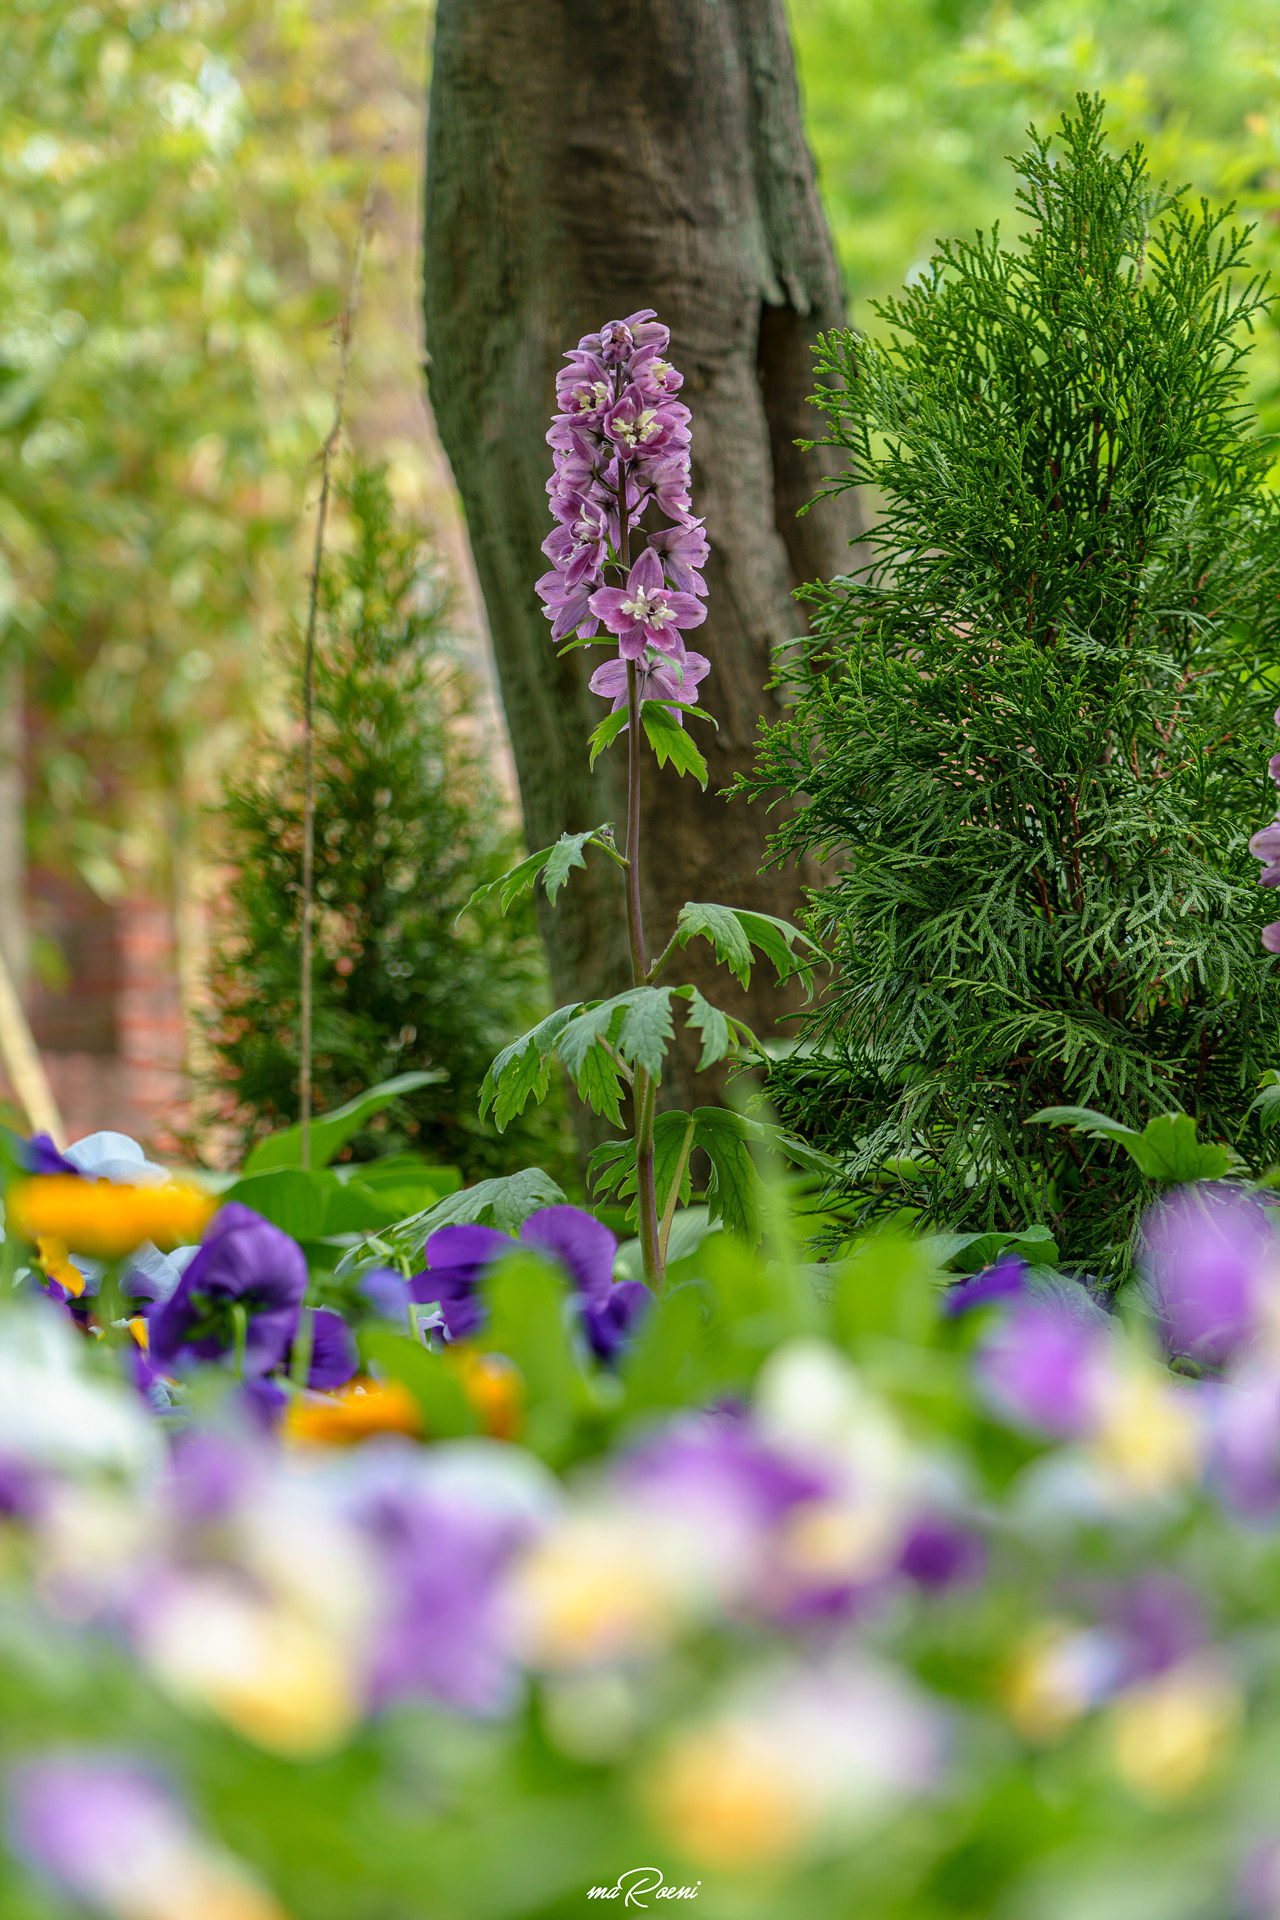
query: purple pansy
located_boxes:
[976,1297,1106,1438]
[942,1255,1028,1318]
[1140,1184,1278,1366]
[148,1203,307,1377]
[351,1446,555,1716]
[588,646,710,724]
[23,1132,79,1176]
[898,1516,988,1590]
[5,1755,196,1910]
[361,1266,412,1323]
[411,1224,512,1340]
[408,1206,651,1360]
[588,548,706,660]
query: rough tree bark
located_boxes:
[423,0,861,1136]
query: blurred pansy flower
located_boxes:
[410,1205,652,1359]
[976,1296,1108,1439]
[8,1173,216,1261]
[942,1254,1027,1317]
[1106,1654,1240,1802]
[5,1753,285,1920]
[148,1204,307,1377]
[1141,1184,1280,1367]
[647,1658,946,1870]
[351,1439,560,1716]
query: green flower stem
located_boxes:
[231,1302,248,1382]
[657,1114,697,1268]
[289,1305,314,1388]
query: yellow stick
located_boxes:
[0,943,64,1145]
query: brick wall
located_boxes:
[3,874,190,1154]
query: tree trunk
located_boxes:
[423,0,861,1141]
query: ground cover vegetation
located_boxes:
[747,101,1280,1273]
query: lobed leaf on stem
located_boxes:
[459,823,622,922]
[674,902,821,995]
[640,701,709,787]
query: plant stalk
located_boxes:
[299,143,388,1171]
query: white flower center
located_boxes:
[613,407,660,449]
[648,359,674,390]
[620,586,673,627]
[571,381,610,414]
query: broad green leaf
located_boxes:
[1031,1106,1230,1184]
[1028,1104,1141,1147]
[1125,1114,1231,1183]
[374,1168,568,1267]
[1250,1070,1280,1131]
[587,708,630,769]
[360,1329,477,1438]
[244,1072,442,1173]
[572,1043,628,1125]
[481,1004,580,1129]
[640,700,708,786]
[728,907,820,994]
[556,995,629,1079]
[675,902,754,987]
[222,1167,331,1239]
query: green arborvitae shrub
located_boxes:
[207,464,571,1182]
[746,98,1280,1273]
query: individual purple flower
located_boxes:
[604,387,689,461]
[942,1255,1027,1318]
[535,567,600,645]
[588,645,710,723]
[647,516,709,596]
[351,1447,555,1716]
[1204,1365,1280,1517]
[976,1297,1106,1438]
[360,1266,411,1323]
[518,1204,653,1358]
[5,1755,220,1916]
[1265,922,1280,955]
[22,1132,78,1176]
[1250,818,1280,886]
[1140,1183,1278,1366]
[410,1224,512,1341]
[148,1203,306,1378]
[898,1516,988,1590]
[542,498,610,588]
[288,1307,358,1391]
[588,547,706,660]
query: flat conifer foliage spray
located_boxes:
[748,99,1280,1269]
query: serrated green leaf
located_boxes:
[461,824,613,921]
[676,902,754,987]
[587,708,630,769]
[373,1168,568,1267]
[674,902,818,994]
[480,1003,580,1129]
[691,1108,763,1243]
[677,984,756,1071]
[557,995,629,1079]
[543,827,605,905]
[589,1110,697,1225]
[640,700,708,786]
[573,1044,628,1124]
[616,987,676,1079]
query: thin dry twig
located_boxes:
[299,140,390,1171]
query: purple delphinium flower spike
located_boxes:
[539,309,711,729]
[942,1255,1028,1318]
[148,1203,307,1377]
[1140,1183,1278,1366]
